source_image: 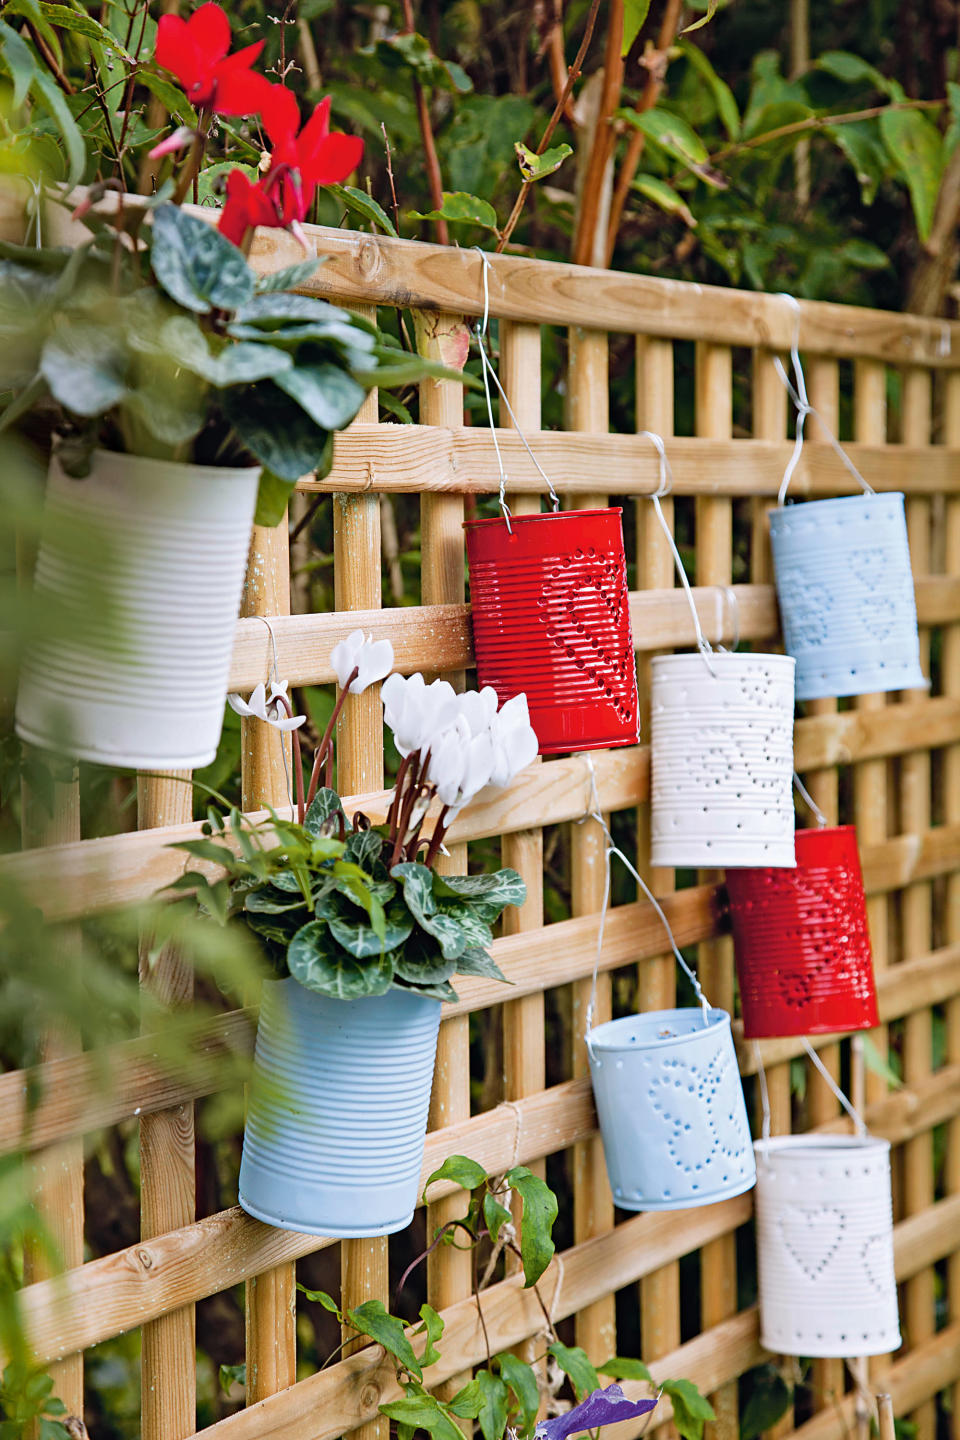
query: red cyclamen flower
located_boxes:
[260,86,364,224]
[154,3,271,116]
[217,169,279,247]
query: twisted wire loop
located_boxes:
[774,292,874,507]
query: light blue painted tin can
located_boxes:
[239,978,442,1237]
[586,1007,756,1211]
[769,492,926,701]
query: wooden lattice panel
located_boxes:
[4,223,960,1440]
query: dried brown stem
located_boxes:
[605,0,684,266]
[496,0,603,254]
[572,0,625,267]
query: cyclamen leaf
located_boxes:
[222,383,333,482]
[254,470,298,529]
[40,325,127,415]
[274,361,368,431]
[505,1166,557,1288]
[431,869,526,907]
[346,1300,422,1381]
[423,1154,487,1201]
[454,948,508,983]
[304,787,346,836]
[329,913,412,958]
[255,257,329,293]
[151,205,256,314]
[287,920,394,999]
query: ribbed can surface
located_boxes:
[727,826,878,1038]
[769,493,925,701]
[239,979,442,1237]
[15,450,259,768]
[650,652,796,868]
[754,1135,901,1357]
[587,1008,756,1211]
[464,508,639,754]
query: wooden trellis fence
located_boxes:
[4,217,960,1440]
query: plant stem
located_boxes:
[423,805,451,868]
[401,0,449,244]
[496,0,602,254]
[304,666,359,814]
[604,0,684,266]
[572,0,624,266]
[386,751,414,848]
[709,96,943,162]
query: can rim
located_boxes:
[586,1006,729,1054]
[464,507,623,530]
[753,1134,889,1159]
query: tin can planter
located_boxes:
[726,826,878,1039]
[769,493,925,702]
[464,508,639,755]
[239,979,442,1238]
[15,449,260,769]
[754,1135,901,1357]
[650,652,796,869]
[586,1007,756,1211]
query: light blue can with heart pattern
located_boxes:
[586,1007,756,1211]
[769,492,926,701]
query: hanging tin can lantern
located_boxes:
[769,492,925,702]
[650,652,796,869]
[754,1134,900,1357]
[726,825,878,1039]
[586,1006,756,1211]
[464,508,639,755]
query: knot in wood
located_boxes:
[360,1382,381,1412]
[136,1247,153,1270]
[357,241,381,281]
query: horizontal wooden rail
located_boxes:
[6,700,960,922]
[6,894,960,1157]
[245,221,960,366]
[316,427,960,497]
[228,575,952,691]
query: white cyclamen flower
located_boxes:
[427,715,495,816]
[488,692,539,788]
[227,680,306,733]
[382,672,460,757]
[456,686,499,737]
[330,629,394,694]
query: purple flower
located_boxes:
[535,1385,659,1440]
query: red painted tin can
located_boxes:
[464,508,639,755]
[725,826,878,1039]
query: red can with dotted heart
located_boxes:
[726,825,878,1038]
[464,508,639,754]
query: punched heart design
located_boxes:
[861,1233,896,1295]
[538,550,635,721]
[647,1046,750,1179]
[775,569,829,650]
[779,1204,845,1283]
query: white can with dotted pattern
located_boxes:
[650,652,796,869]
[754,1134,901,1358]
